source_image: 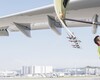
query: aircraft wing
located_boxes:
[0,0,100,37]
[0,4,55,37]
[66,0,100,28]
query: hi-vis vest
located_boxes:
[98,46,100,57]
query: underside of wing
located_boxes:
[0,0,100,37]
[66,0,100,27]
[0,4,55,36]
[0,4,55,31]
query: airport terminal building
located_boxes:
[0,66,100,77]
[21,66,53,77]
[54,66,100,76]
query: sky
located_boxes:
[0,0,100,70]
